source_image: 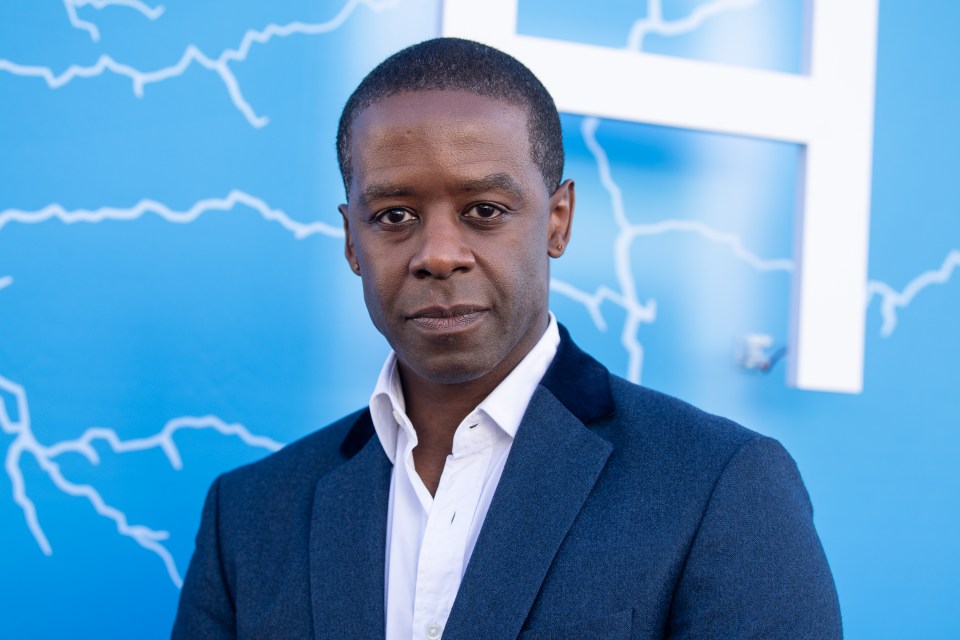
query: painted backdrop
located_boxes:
[0,1,957,638]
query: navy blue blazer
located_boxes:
[172,326,842,639]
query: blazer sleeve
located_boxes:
[667,436,843,640]
[171,476,237,640]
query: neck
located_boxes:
[399,325,544,494]
[397,311,550,441]
[393,312,550,495]
[395,367,492,495]
[397,365,499,446]
[398,362,514,497]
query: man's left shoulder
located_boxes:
[528,365,841,637]
[544,325,796,493]
[581,373,823,547]
[598,375,787,478]
[592,378,841,637]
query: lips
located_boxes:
[407,305,487,332]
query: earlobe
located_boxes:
[547,179,575,258]
[339,203,361,276]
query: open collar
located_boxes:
[315,325,615,640]
[340,323,614,460]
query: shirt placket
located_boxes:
[409,418,494,640]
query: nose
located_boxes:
[409,212,475,279]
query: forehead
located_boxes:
[348,90,536,184]
[354,89,530,135]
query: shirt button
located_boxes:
[426,623,442,639]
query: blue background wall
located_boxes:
[1,1,957,637]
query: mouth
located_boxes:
[407,305,487,332]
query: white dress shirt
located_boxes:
[369,314,560,640]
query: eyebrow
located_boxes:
[358,183,414,207]
[455,173,527,201]
[358,172,527,207]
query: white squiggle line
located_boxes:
[562,116,791,383]
[575,117,657,382]
[0,373,284,587]
[0,189,326,581]
[63,0,99,41]
[867,249,959,337]
[5,0,399,127]
[0,276,12,290]
[0,190,344,240]
[627,0,761,51]
[74,0,164,19]
[44,417,285,470]
[550,280,609,331]
[0,377,47,554]
[624,219,794,273]
[64,0,164,42]
[550,279,658,334]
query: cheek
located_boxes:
[359,266,398,330]
[493,237,550,309]
[520,224,551,275]
[354,233,402,309]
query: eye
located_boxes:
[463,203,504,220]
[375,208,416,225]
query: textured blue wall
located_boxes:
[0,1,957,638]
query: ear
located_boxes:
[546,179,575,258]
[339,203,361,276]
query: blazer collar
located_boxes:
[337,323,614,459]
[540,323,616,425]
[318,325,615,639]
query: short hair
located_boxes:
[336,37,564,198]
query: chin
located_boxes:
[401,349,500,386]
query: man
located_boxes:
[173,38,842,639]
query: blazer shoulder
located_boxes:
[605,374,761,453]
[547,326,761,461]
[593,374,800,512]
[219,408,365,498]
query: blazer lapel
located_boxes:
[442,325,616,640]
[310,410,390,640]
[443,385,613,640]
[308,326,614,640]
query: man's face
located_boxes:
[340,90,573,387]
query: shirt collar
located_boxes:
[369,313,561,464]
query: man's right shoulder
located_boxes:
[217,408,370,498]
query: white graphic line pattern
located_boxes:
[4,0,399,128]
[578,116,655,383]
[0,190,344,240]
[0,373,284,588]
[627,0,761,51]
[867,249,960,337]
[64,0,165,42]
[561,117,949,364]
[622,219,793,273]
[551,116,793,383]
